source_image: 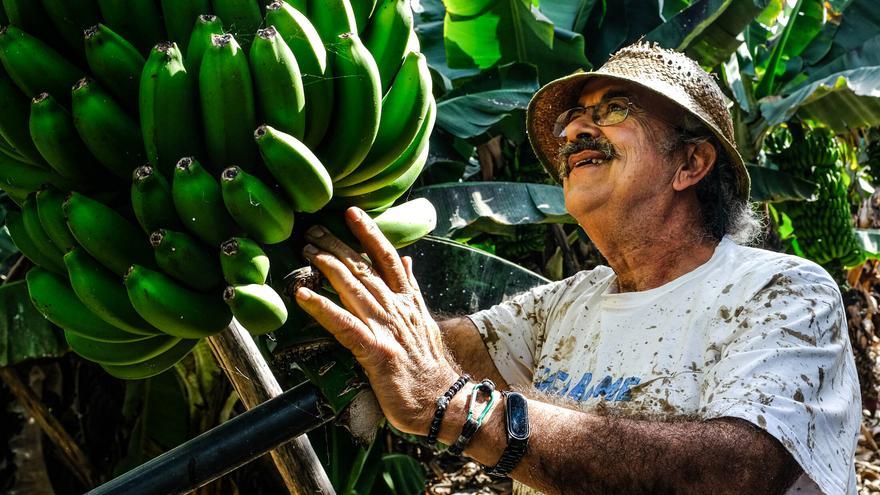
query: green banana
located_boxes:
[40,0,101,60]
[362,0,413,93]
[131,165,183,233]
[320,197,436,249]
[160,0,212,53]
[71,77,146,180]
[35,187,76,252]
[125,264,232,339]
[199,33,258,172]
[0,69,44,166]
[26,266,150,342]
[96,0,165,55]
[335,98,434,196]
[171,156,236,245]
[21,193,66,264]
[2,0,72,58]
[350,0,377,33]
[220,236,270,285]
[185,14,224,73]
[29,92,107,181]
[316,32,381,180]
[0,154,75,196]
[328,137,427,211]
[26,267,150,343]
[64,247,163,336]
[335,52,431,188]
[65,330,181,365]
[83,24,144,113]
[150,228,223,291]
[264,1,332,148]
[0,137,27,163]
[223,284,288,335]
[101,338,199,380]
[0,25,83,104]
[140,41,203,177]
[250,26,306,140]
[64,191,154,276]
[254,125,332,213]
[307,0,357,45]
[220,166,294,245]
[211,0,262,51]
[6,211,65,273]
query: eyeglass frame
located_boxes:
[552,95,641,138]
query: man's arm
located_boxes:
[296,211,804,495]
[437,394,803,495]
[437,317,509,389]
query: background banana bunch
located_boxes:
[766,125,865,268]
[0,0,437,381]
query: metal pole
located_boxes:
[86,382,333,495]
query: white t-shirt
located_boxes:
[469,237,861,495]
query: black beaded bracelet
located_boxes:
[427,374,471,445]
[447,379,496,456]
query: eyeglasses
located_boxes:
[552,97,637,137]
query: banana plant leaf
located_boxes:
[580,0,665,66]
[855,229,880,257]
[441,0,589,83]
[759,66,880,132]
[443,0,554,69]
[411,182,574,238]
[435,63,539,141]
[0,280,67,366]
[380,454,426,495]
[746,164,817,202]
[645,0,769,68]
[413,0,481,83]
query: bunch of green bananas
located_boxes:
[767,125,864,268]
[863,128,880,183]
[0,0,437,381]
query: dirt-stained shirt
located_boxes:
[468,236,861,495]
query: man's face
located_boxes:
[558,79,684,224]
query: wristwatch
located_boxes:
[484,391,529,478]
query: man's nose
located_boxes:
[564,114,601,142]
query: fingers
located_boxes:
[295,287,377,362]
[304,225,395,306]
[345,207,409,292]
[401,256,420,291]
[302,244,386,320]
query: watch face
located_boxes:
[507,393,529,440]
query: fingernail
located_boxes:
[296,287,311,300]
[303,244,319,255]
[306,225,325,238]
[348,207,363,220]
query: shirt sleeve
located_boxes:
[467,272,585,388]
[699,261,861,495]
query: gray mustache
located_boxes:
[557,137,617,178]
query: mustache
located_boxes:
[556,137,617,178]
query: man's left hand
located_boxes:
[296,206,459,435]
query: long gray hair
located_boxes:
[664,114,764,245]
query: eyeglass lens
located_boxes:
[553,98,630,137]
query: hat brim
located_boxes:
[526,72,750,202]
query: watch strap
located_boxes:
[484,391,529,478]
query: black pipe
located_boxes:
[87,382,333,495]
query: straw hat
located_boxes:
[526,41,750,201]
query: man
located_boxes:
[295,42,861,494]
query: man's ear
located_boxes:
[672,139,716,192]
